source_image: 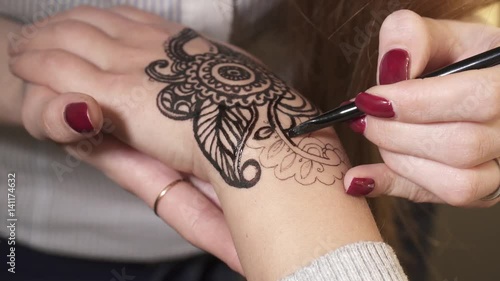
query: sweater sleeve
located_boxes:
[280,242,408,281]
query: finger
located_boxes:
[379,149,500,207]
[9,48,193,168]
[22,85,103,142]
[358,66,500,123]
[64,137,242,274]
[378,10,500,84]
[9,19,139,72]
[109,5,168,25]
[362,116,500,168]
[9,49,113,98]
[344,163,443,203]
[9,20,122,70]
[47,5,139,38]
[108,6,184,36]
[47,6,176,48]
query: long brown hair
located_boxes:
[231,0,498,279]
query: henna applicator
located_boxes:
[288,46,500,137]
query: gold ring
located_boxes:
[482,159,500,201]
[153,179,185,216]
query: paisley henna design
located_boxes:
[146,28,347,188]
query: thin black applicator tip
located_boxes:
[287,128,299,138]
[287,120,319,138]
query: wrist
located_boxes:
[208,130,382,281]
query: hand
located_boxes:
[6,7,241,269]
[344,10,500,207]
[8,6,197,178]
[62,134,242,273]
[5,81,242,272]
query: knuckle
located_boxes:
[40,49,69,69]
[445,173,480,206]
[52,19,110,44]
[391,81,431,119]
[404,185,429,203]
[448,126,487,168]
[105,73,134,93]
[473,73,500,121]
[52,19,88,38]
[183,200,216,244]
[140,24,169,37]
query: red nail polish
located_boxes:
[348,116,366,134]
[379,49,410,85]
[355,92,395,118]
[346,178,375,196]
[64,102,94,133]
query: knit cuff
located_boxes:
[280,242,408,281]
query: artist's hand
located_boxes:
[345,10,500,207]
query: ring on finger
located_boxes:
[481,158,500,201]
[153,178,185,216]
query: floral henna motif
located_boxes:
[146,28,347,188]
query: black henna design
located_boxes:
[146,28,347,188]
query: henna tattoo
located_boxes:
[146,28,347,188]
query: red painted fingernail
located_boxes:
[355,92,395,118]
[379,49,410,85]
[346,178,375,196]
[64,102,94,133]
[348,116,366,134]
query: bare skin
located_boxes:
[8,6,381,280]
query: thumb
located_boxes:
[22,84,103,143]
[378,10,457,84]
[378,9,500,85]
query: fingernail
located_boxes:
[346,178,375,196]
[348,116,366,134]
[64,102,94,133]
[379,49,410,85]
[355,92,395,118]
